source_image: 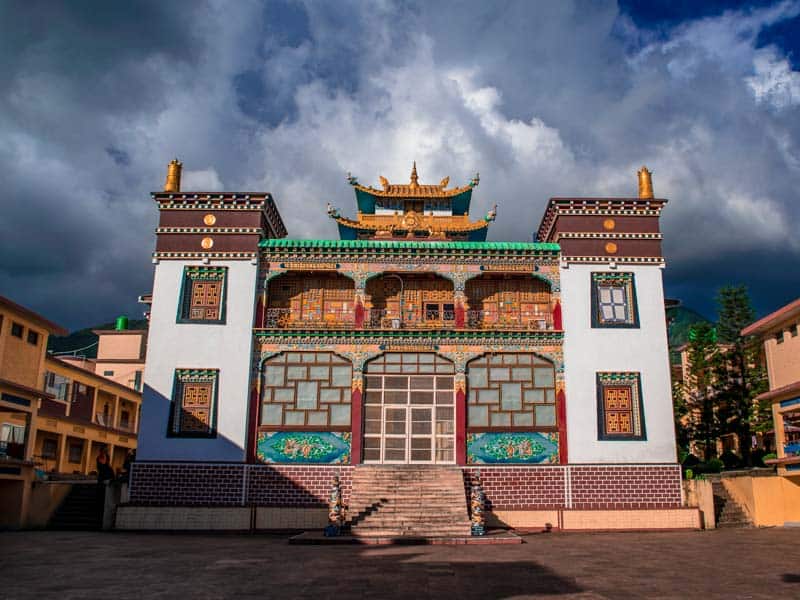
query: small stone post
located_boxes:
[470,470,486,536]
[324,473,344,537]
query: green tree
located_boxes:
[712,286,769,466]
[681,321,723,461]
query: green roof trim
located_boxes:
[259,239,560,252]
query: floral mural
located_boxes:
[256,431,351,464]
[467,432,558,464]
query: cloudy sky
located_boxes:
[2,0,799,331]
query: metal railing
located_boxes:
[261,307,555,331]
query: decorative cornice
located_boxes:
[348,164,479,199]
[561,255,665,265]
[156,227,263,235]
[536,197,667,242]
[555,232,662,240]
[153,251,257,260]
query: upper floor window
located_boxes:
[177,266,227,324]
[591,272,639,328]
[27,330,39,345]
[11,322,23,338]
[597,372,646,441]
[44,372,70,401]
[168,369,218,437]
[775,331,785,344]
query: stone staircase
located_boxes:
[711,479,751,528]
[48,483,103,530]
[347,465,471,538]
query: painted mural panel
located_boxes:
[467,432,558,464]
[256,431,351,464]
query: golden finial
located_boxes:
[164,158,182,192]
[410,161,419,189]
[637,166,653,199]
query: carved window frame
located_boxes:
[591,272,639,328]
[596,372,646,441]
[167,369,219,438]
[177,266,228,324]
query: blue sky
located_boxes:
[1,0,799,329]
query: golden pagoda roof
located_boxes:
[331,210,492,237]
[349,162,479,198]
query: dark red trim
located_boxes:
[351,387,362,464]
[557,388,568,464]
[456,387,466,465]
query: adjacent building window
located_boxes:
[27,330,39,345]
[44,372,70,401]
[168,369,219,437]
[68,442,83,464]
[776,331,785,344]
[177,266,227,324]
[41,438,58,459]
[103,370,114,376]
[120,410,130,430]
[597,372,646,440]
[261,352,352,428]
[11,322,24,338]
[133,370,143,392]
[591,273,639,328]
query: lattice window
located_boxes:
[169,369,219,437]
[267,274,354,324]
[466,353,556,430]
[591,272,638,328]
[178,267,227,324]
[596,372,646,440]
[261,352,352,428]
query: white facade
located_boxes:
[138,259,257,462]
[560,263,677,463]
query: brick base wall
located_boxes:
[130,462,680,510]
[130,463,353,507]
[465,465,682,510]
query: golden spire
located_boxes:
[637,166,653,199]
[164,158,183,192]
[410,161,419,189]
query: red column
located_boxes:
[454,301,465,328]
[455,385,466,465]
[255,295,265,328]
[350,385,363,464]
[354,299,365,328]
[246,384,260,464]
[557,388,568,464]
[552,300,563,330]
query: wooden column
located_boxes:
[56,433,68,474]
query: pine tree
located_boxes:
[712,286,768,466]
[681,321,723,461]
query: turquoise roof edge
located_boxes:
[259,239,560,251]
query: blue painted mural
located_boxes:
[256,432,351,464]
[467,432,558,464]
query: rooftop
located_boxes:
[259,239,559,252]
[0,295,67,336]
[348,162,479,199]
[742,297,800,337]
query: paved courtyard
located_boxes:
[0,528,798,599]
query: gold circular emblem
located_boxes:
[203,214,217,226]
[603,218,615,231]
[201,237,214,249]
[605,242,618,254]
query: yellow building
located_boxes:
[0,295,67,528]
[742,298,800,475]
[36,356,141,476]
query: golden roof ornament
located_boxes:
[638,166,653,199]
[410,161,419,190]
[164,158,183,192]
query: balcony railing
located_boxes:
[261,307,555,330]
[264,308,355,329]
[467,310,553,331]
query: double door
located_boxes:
[364,404,454,464]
